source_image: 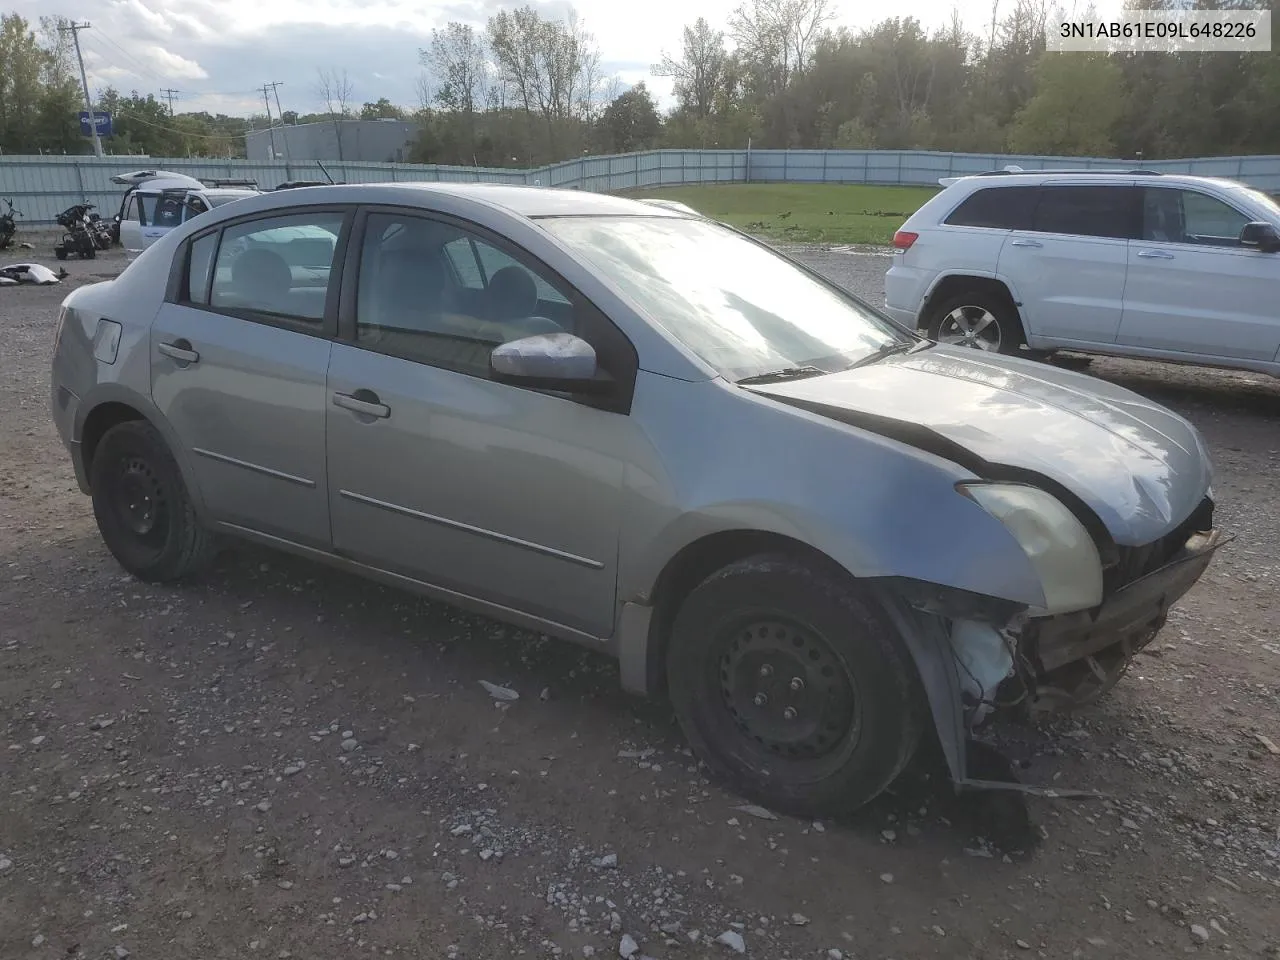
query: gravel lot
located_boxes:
[2,244,1278,960]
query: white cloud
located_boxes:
[17,0,1121,117]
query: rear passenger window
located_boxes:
[944,186,1039,229]
[186,233,217,304]
[1031,186,1137,239]
[209,212,345,323]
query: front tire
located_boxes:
[927,290,1024,355]
[90,421,213,582]
[666,554,925,818]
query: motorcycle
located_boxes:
[53,202,98,261]
[85,207,114,250]
[0,197,20,250]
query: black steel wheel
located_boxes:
[667,554,926,817]
[90,420,213,582]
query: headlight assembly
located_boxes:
[957,481,1103,615]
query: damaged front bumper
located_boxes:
[1015,527,1223,711]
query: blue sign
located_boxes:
[78,111,112,138]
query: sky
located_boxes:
[22,0,1122,120]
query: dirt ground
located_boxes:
[2,244,1278,960]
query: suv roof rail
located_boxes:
[967,167,1172,176]
[969,168,1164,178]
[201,177,260,188]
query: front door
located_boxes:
[150,208,351,548]
[1119,186,1280,363]
[119,192,145,259]
[998,183,1138,344]
[325,209,633,638]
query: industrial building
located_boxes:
[244,119,420,163]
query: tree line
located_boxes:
[3,1,1280,164]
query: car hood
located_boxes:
[748,345,1212,546]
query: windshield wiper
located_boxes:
[846,338,931,369]
[736,365,829,385]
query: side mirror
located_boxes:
[490,332,610,394]
[1239,221,1280,252]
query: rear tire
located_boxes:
[90,421,213,582]
[926,290,1024,355]
[666,554,925,818]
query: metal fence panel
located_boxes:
[5,149,1280,223]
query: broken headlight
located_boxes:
[957,481,1103,615]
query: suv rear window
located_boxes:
[944,186,1039,230]
[1031,185,1137,239]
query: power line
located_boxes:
[81,29,165,85]
[59,21,103,158]
[112,109,247,141]
[160,88,180,115]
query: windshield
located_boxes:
[540,216,908,382]
[1235,185,1280,221]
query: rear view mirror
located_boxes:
[1239,221,1280,252]
[490,332,610,394]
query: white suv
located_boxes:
[884,170,1280,377]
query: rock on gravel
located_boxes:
[618,934,639,958]
[715,931,746,953]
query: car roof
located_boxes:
[231,182,691,220]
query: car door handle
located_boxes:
[1137,249,1175,259]
[1009,238,1043,248]
[332,391,391,419]
[158,340,200,364]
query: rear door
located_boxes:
[1119,186,1280,362]
[998,182,1139,344]
[150,206,352,548]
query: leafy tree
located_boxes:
[596,82,661,153]
[1008,53,1126,156]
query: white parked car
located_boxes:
[113,171,260,259]
[884,170,1280,377]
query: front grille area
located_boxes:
[1105,495,1215,595]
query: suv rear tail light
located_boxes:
[892,230,918,251]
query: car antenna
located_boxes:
[316,160,336,185]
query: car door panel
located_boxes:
[151,304,333,546]
[150,208,351,548]
[997,184,1138,344]
[1119,187,1280,362]
[325,209,632,638]
[326,345,624,636]
[999,234,1129,343]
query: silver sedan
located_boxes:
[50,183,1222,815]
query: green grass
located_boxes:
[625,183,940,246]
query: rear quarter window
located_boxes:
[944,186,1039,230]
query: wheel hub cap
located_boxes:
[939,305,1001,351]
[116,457,165,536]
[718,621,857,759]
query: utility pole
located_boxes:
[260,84,279,161]
[60,21,103,158]
[160,88,180,116]
[266,81,291,163]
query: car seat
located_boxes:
[230,248,293,313]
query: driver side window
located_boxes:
[1142,188,1250,247]
[355,213,579,378]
